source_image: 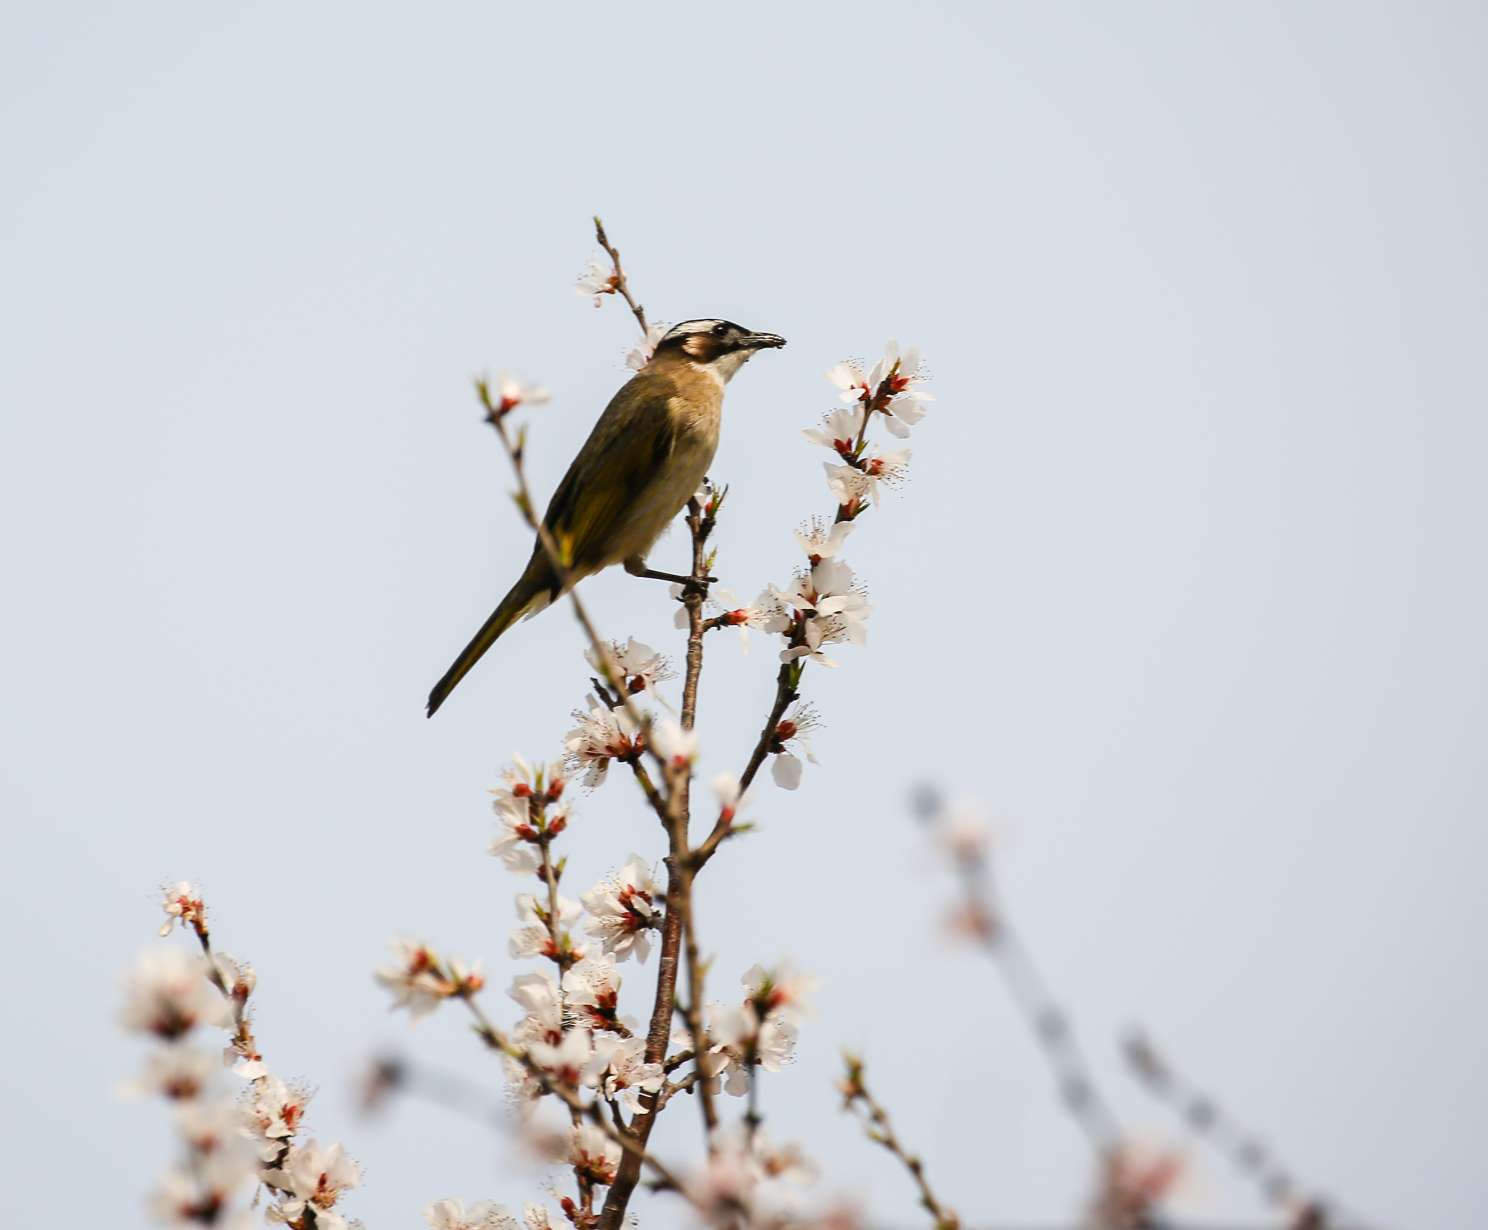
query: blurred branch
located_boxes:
[358,1053,505,1130]
[1124,1031,1372,1230]
[927,795,1121,1159]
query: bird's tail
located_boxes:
[426,559,551,717]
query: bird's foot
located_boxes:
[624,559,715,590]
[647,568,717,591]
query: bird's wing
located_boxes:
[542,370,678,570]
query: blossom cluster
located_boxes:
[124,883,362,1230]
[700,963,813,1098]
[376,748,675,1219]
[818,340,930,511]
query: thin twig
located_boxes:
[187,920,265,1093]
[693,660,800,869]
[655,1069,700,1111]
[840,1054,959,1230]
[744,1053,762,1145]
[592,215,648,333]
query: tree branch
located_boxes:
[457,991,690,1200]
[592,215,648,333]
[1124,1031,1369,1230]
[840,1054,959,1229]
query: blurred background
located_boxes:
[3,3,1485,1226]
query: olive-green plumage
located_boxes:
[426,319,784,716]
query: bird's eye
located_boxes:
[711,322,728,337]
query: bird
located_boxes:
[426,318,786,717]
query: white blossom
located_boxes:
[872,339,933,437]
[241,1073,311,1162]
[174,1095,247,1157]
[769,703,822,790]
[802,405,867,455]
[123,1042,218,1101]
[859,446,911,493]
[563,695,643,787]
[150,1155,257,1228]
[528,1026,594,1087]
[575,256,617,306]
[826,342,932,437]
[266,1139,361,1229]
[424,1198,521,1230]
[823,461,872,509]
[569,1121,621,1187]
[775,559,872,668]
[625,321,668,371]
[210,951,256,1005]
[793,517,855,563]
[741,961,817,1020]
[487,371,550,416]
[687,1123,816,1221]
[826,359,874,407]
[509,892,581,961]
[703,585,789,651]
[489,754,566,815]
[488,799,542,873]
[508,971,563,1049]
[706,1002,800,1095]
[562,954,627,1034]
[824,447,910,508]
[586,1034,664,1113]
[586,637,674,698]
[158,881,206,937]
[121,948,230,1040]
[710,772,752,826]
[651,718,699,770]
[745,1129,817,1187]
[374,940,479,1019]
[581,855,661,963]
[522,1205,556,1230]
[939,803,993,864]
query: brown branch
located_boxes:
[674,498,720,1137]
[594,874,681,1227]
[679,497,710,730]
[656,1069,700,1111]
[600,499,719,1225]
[840,1054,959,1230]
[592,215,648,333]
[187,918,263,1085]
[457,992,690,1200]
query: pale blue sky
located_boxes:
[3,3,1485,1226]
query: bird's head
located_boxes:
[654,319,786,383]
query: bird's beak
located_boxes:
[739,332,786,350]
